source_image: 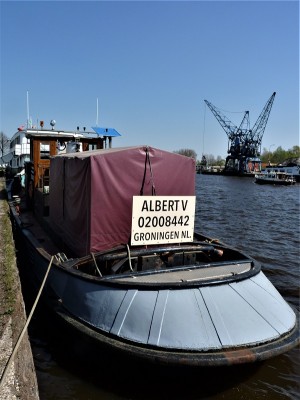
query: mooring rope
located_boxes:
[140,146,156,196]
[0,255,54,388]
[91,252,102,277]
[126,244,133,272]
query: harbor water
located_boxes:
[26,175,299,399]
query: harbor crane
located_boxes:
[204,92,276,174]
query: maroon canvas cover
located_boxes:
[49,146,195,257]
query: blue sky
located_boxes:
[0,1,299,159]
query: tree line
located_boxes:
[260,145,299,164]
[174,145,300,166]
[0,132,10,159]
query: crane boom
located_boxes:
[238,110,250,133]
[204,93,276,175]
[204,100,245,141]
[249,92,276,146]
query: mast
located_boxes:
[27,91,30,129]
[96,98,99,127]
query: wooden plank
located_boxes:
[110,289,138,336]
[200,281,280,347]
[148,290,169,346]
[149,289,221,349]
[114,290,158,343]
[232,272,296,333]
[114,262,251,284]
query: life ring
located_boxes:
[57,141,66,151]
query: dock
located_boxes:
[0,177,39,400]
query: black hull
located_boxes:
[255,179,296,186]
[52,305,300,368]
[10,204,300,368]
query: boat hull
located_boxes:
[255,178,295,185]
[53,307,299,367]
[11,208,300,367]
[255,171,296,185]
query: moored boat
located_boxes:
[255,171,296,185]
[2,127,31,176]
[262,162,300,182]
[7,126,299,368]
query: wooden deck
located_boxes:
[114,262,252,284]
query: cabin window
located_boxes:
[89,143,97,151]
[40,142,50,159]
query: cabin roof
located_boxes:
[52,145,149,159]
[26,130,88,140]
[91,127,121,137]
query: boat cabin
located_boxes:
[20,130,196,258]
[24,131,104,218]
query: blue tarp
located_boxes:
[91,127,121,137]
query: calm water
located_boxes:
[28,175,300,400]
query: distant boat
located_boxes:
[262,162,300,182]
[255,171,296,185]
[7,127,299,368]
[2,128,30,175]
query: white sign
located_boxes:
[131,196,196,246]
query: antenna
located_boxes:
[96,98,99,126]
[27,91,30,128]
[202,101,206,155]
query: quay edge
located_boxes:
[0,177,39,400]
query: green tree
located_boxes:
[0,132,10,158]
[174,148,197,160]
[202,154,225,167]
[261,145,300,164]
[287,145,300,159]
